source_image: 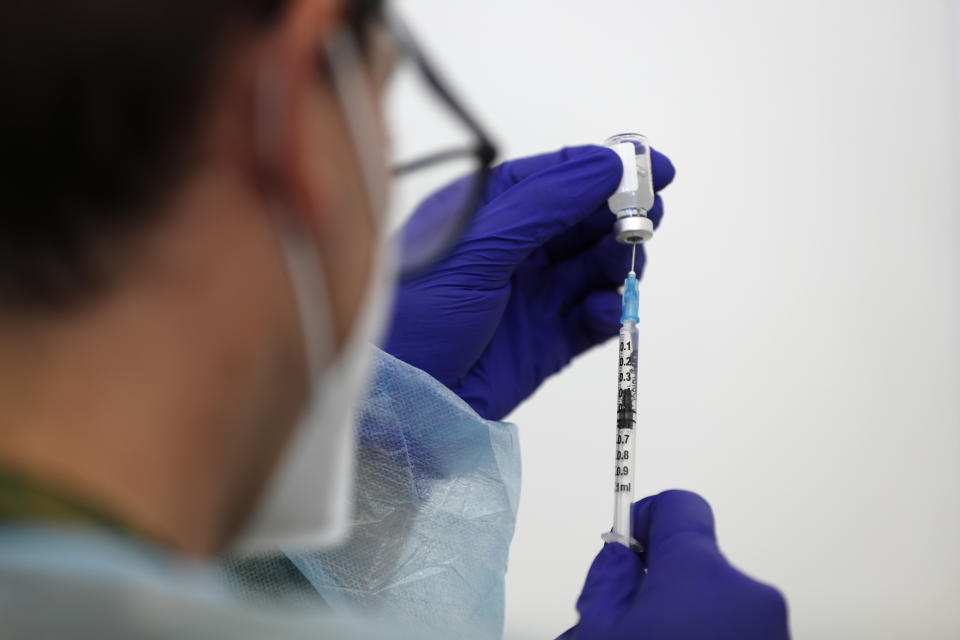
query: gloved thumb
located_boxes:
[571,542,642,637]
[632,490,723,575]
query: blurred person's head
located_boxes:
[0,0,394,554]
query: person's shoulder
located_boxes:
[0,524,385,640]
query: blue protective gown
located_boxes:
[0,348,522,639]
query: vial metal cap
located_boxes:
[614,214,654,244]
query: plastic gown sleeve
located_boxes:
[286,347,522,639]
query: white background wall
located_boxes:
[392,2,960,638]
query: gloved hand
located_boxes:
[561,490,790,640]
[383,145,676,420]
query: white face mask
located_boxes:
[232,28,393,555]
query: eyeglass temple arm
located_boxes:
[385,10,498,171]
[392,147,480,175]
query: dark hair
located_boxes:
[0,1,287,310]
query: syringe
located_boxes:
[601,271,641,550]
[600,133,655,550]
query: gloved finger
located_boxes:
[466,147,622,270]
[487,145,672,201]
[556,625,578,640]
[563,290,622,358]
[647,194,664,229]
[482,145,617,203]
[632,490,722,574]
[542,203,615,264]
[575,543,643,637]
[650,147,676,192]
[552,235,638,307]
[397,145,615,251]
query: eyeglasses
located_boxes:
[327,2,498,281]
[375,9,499,282]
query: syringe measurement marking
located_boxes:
[616,339,637,493]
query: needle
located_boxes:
[630,244,637,274]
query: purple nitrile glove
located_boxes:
[560,490,791,640]
[384,144,675,420]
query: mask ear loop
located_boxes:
[252,22,394,384]
[254,52,335,383]
[255,25,398,376]
[233,24,396,555]
[323,28,392,229]
[322,24,398,337]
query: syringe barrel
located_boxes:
[612,318,639,542]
